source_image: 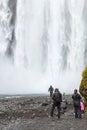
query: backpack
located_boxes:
[53,92,62,103]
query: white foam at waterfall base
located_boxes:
[0,59,82,94]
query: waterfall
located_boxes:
[0,0,86,94]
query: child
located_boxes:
[61,99,67,113]
[80,99,85,114]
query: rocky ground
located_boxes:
[0,95,87,130]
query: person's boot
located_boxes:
[75,114,78,118]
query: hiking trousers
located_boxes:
[74,106,81,118]
[51,102,61,118]
[50,92,53,97]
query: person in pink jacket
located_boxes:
[80,99,85,114]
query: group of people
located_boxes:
[48,85,85,119]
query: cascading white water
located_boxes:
[0,0,87,94]
[0,0,12,55]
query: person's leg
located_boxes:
[50,92,52,97]
[57,105,61,118]
[74,107,78,118]
[78,107,82,118]
[51,103,55,117]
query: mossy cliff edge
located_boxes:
[79,67,87,113]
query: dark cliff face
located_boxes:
[5,0,17,61]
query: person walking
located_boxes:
[48,85,54,98]
[50,88,62,119]
[72,89,82,118]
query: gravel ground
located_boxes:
[0,96,87,130]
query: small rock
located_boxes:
[42,103,49,106]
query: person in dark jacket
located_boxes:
[72,89,82,118]
[50,88,62,119]
[48,85,54,97]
